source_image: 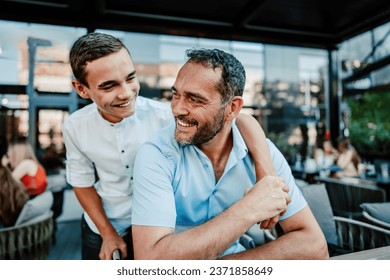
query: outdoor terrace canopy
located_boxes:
[1,0,390,49]
[1,0,390,145]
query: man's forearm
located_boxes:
[134,198,258,259]
[222,229,327,260]
[222,208,329,260]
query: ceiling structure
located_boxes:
[1,0,389,146]
[1,0,390,49]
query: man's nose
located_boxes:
[171,97,188,116]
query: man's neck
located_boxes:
[198,124,233,182]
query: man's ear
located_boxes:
[72,79,90,99]
[226,96,243,121]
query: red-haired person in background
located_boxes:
[3,139,47,198]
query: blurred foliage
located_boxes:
[346,92,390,159]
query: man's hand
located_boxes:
[243,176,291,225]
[244,189,280,229]
[99,233,127,260]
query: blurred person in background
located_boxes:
[315,139,339,170]
[0,164,30,228]
[3,138,48,198]
[335,137,362,178]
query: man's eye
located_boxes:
[190,97,201,103]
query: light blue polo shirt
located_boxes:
[132,122,307,256]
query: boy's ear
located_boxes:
[72,79,90,99]
[226,96,243,121]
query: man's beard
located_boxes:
[175,107,225,145]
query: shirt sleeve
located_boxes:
[132,141,177,228]
[61,121,96,187]
[267,139,307,220]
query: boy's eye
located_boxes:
[101,86,113,90]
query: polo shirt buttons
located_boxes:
[126,165,129,168]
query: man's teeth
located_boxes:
[178,119,195,127]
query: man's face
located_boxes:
[171,62,228,145]
[73,48,140,123]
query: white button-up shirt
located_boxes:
[62,96,173,234]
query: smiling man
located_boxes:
[132,48,328,260]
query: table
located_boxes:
[290,164,342,184]
[330,246,390,260]
[290,165,320,184]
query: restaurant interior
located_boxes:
[0,0,390,260]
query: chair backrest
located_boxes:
[0,191,54,260]
[334,216,390,252]
[360,202,390,230]
[318,177,386,219]
[298,183,339,246]
[0,211,53,259]
[15,191,54,226]
[300,183,390,254]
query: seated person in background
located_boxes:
[315,139,339,169]
[3,139,48,198]
[132,48,328,260]
[335,137,362,178]
[0,164,30,227]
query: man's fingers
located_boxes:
[260,216,279,229]
[285,193,291,205]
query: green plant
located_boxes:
[346,92,390,159]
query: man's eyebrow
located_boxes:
[171,86,208,101]
[98,70,137,88]
[187,90,208,101]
